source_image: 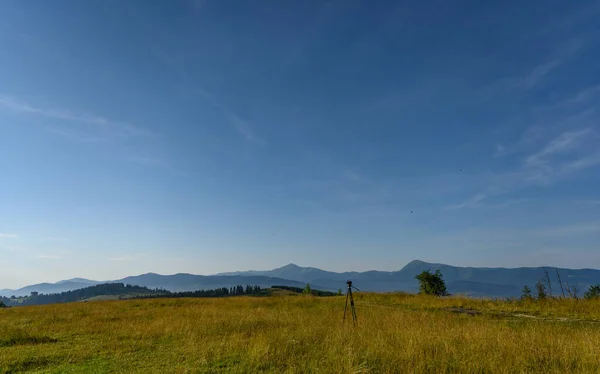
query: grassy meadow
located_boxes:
[2,293,600,373]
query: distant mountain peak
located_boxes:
[282,263,301,268]
[399,259,444,272]
[402,259,426,267]
[56,278,97,284]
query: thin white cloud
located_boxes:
[225,112,267,145]
[493,144,509,157]
[0,95,155,139]
[521,38,585,90]
[489,38,584,94]
[109,252,147,262]
[143,40,266,146]
[532,221,600,237]
[450,127,599,209]
[341,169,366,183]
[446,193,487,210]
[188,0,207,11]
[0,233,18,238]
[37,254,62,260]
[45,236,69,242]
[524,128,593,168]
[566,84,600,104]
[0,245,19,252]
[523,60,561,89]
[0,95,170,168]
[561,152,600,172]
[522,128,598,185]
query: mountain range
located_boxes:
[3,260,600,298]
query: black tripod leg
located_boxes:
[343,290,349,321]
[349,290,357,325]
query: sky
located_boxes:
[1,1,600,289]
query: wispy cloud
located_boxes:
[522,38,585,90]
[45,236,68,242]
[493,144,510,158]
[0,95,155,139]
[341,169,366,183]
[523,128,598,184]
[37,254,62,260]
[566,84,600,104]
[446,193,487,210]
[141,39,266,146]
[524,128,593,168]
[224,112,267,146]
[522,60,561,89]
[197,89,267,145]
[108,257,128,261]
[0,95,168,167]
[108,252,148,262]
[0,245,19,252]
[489,38,585,94]
[0,233,18,238]
[188,0,207,11]
[450,127,599,209]
[532,221,600,237]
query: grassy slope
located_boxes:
[1,294,600,373]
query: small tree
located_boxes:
[0,301,7,308]
[535,280,547,300]
[303,283,312,295]
[584,285,600,300]
[415,269,449,296]
[521,285,532,300]
[337,288,342,296]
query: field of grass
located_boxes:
[2,293,600,373]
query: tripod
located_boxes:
[343,280,359,325]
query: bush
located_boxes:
[415,270,449,296]
[303,283,312,295]
[584,285,600,300]
[535,280,547,300]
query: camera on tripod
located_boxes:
[343,280,359,325]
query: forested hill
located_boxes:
[0,283,271,307]
[1,283,165,306]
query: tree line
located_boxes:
[1,283,166,306]
[271,284,337,296]
[133,284,264,299]
[0,283,266,307]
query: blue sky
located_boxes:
[1,1,600,288]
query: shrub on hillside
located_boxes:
[415,270,449,296]
[584,285,600,300]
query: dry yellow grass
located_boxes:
[2,293,600,373]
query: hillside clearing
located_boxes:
[1,294,600,373]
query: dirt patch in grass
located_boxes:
[0,334,58,347]
[444,307,482,316]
